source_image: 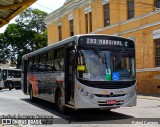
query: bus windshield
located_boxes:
[77,49,135,81]
[8,70,21,78]
[111,51,135,81]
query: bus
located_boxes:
[0,68,21,90]
[21,34,136,113]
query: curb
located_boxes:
[137,95,160,101]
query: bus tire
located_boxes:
[56,90,67,114]
[105,109,111,112]
[30,87,36,103]
[9,84,13,90]
[0,88,2,90]
[15,88,21,90]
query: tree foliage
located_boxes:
[0,8,48,68]
[16,8,47,33]
[0,34,12,63]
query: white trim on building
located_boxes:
[57,22,62,26]
[83,6,92,14]
[137,67,160,72]
[68,13,73,21]
[45,0,94,25]
[152,29,160,39]
[101,0,109,5]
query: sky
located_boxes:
[0,0,66,33]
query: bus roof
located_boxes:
[22,35,78,60]
[22,34,134,60]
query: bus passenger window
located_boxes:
[53,59,64,71]
[46,51,54,71]
[39,53,46,72]
[53,48,64,72]
[28,57,33,72]
[33,55,39,72]
[3,70,7,80]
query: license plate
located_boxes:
[106,100,116,104]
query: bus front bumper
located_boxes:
[74,91,137,109]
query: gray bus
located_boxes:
[21,34,136,113]
[0,68,21,90]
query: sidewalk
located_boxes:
[137,94,160,101]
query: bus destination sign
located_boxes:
[79,37,133,48]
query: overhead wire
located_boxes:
[34,3,54,12]
[15,0,158,37]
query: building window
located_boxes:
[58,26,62,41]
[155,0,160,8]
[103,3,110,26]
[85,12,92,33]
[127,0,134,19]
[85,14,88,33]
[70,20,74,36]
[155,39,160,67]
[89,12,92,32]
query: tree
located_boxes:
[16,8,47,33]
[0,8,48,68]
[0,34,12,64]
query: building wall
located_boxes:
[137,69,160,94]
[45,0,160,94]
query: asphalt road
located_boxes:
[0,89,160,126]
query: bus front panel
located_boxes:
[73,35,136,109]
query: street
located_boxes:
[0,89,160,126]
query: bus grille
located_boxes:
[95,94,125,98]
[91,84,133,89]
[77,79,136,89]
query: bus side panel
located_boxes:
[0,81,4,88]
[0,69,2,88]
[27,72,64,103]
[21,60,28,94]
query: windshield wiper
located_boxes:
[93,48,107,67]
[114,49,125,68]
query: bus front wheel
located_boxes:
[56,91,67,113]
[9,84,13,90]
[30,87,36,102]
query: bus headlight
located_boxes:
[80,88,84,93]
[131,90,136,96]
[84,92,88,96]
[127,90,136,98]
[79,88,89,96]
[89,93,94,99]
[126,93,131,98]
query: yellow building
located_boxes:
[45,0,160,94]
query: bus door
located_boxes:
[0,69,2,88]
[3,70,7,81]
[65,47,75,106]
[22,60,28,94]
[2,70,7,87]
